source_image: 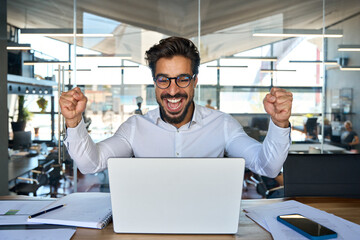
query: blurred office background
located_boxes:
[1,0,360,197]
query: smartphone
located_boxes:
[277,214,337,240]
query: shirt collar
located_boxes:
[189,103,203,128]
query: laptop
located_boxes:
[107,158,245,234]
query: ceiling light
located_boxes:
[338,45,360,52]
[260,69,296,73]
[7,42,31,51]
[340,66,360,71]
[253,29,343,38]
[207,65,248,69]
[289,60,338,65]
[97,66,139,69]
[54,69,91,71]
[77,54,131,59]
[20,28,114,38]
[24,61,71,65]
[223,56,277,61]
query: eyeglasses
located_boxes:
[154,74,196,89]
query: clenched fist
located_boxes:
[59,87,87,128]
[263,88,293,128]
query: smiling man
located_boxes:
[60,36,293,177]
[155,56,195,128]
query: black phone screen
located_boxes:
[278,214,336,237]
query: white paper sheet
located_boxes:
[243,200,360,240]
[0,201,54,215]
[0,228,76,240]
[0,200,54,225]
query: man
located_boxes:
[60,36,293,177]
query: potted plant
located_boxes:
[37,96,48,113]
[11,95,32,132]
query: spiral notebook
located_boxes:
[27,192,112,229]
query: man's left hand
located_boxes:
[263,88,293,128]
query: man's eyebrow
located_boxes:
[155,73,169,78]
[177,73,192,76]
[155,73,191,77]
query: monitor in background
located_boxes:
[13,131,32,150]
[251,117,269,131]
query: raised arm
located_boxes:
[226,88,293,177]
[60,87,133,174]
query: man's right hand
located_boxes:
[59,87,87,128]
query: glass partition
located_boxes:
[7,0,360,147]
[6,0,360,195]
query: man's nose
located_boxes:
[167,79,180,96]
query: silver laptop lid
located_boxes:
[108,158,245,234]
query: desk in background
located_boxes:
[289,143,349,154]
[1,196,359,240]
[8,155,43,181]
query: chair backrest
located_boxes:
[305,118,318,137]
[283,154,360,198]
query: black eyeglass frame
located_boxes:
[153,74,196,89]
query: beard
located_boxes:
[157,93,194,125]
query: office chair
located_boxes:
[283,154,360,198]
[9,159,55,196]
[44,149,72,197]
[304,118,318,140]
[251,173,284,199]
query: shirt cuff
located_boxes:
[64,117,88,141]
[267,118,291,144]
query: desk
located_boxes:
[1,196,359,239]
[289,143,348,154]
[8,155,43,181]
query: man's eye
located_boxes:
[178,77,190,82]
[157,77,169,83]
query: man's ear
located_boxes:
[194,75,198,88]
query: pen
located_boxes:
[28,204,66,219]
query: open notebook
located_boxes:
[27,192,112,229]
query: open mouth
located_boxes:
[165,98,183,113]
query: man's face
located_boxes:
[154,56,197,128]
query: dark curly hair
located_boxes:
[145,36,200,78]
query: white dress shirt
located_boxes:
[65,103,291,177]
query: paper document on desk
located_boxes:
[0,227,76,240]
[0,200,54,225]
[244,200,360,239]
[27,192,112,229]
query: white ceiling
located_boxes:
[7,0,360,64]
